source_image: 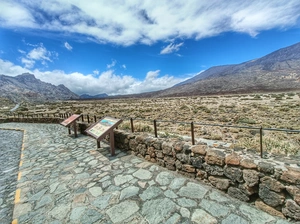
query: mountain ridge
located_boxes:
[0,73,79,102]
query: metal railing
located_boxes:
[5,112,300,158]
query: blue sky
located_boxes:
[0,1,300,96]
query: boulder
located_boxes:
[224,166,243,183]
[228,187,249,202]
[259,184,285,207]
[260,176,285,193]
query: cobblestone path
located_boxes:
[0,123,293,223]
[0,129,23,224]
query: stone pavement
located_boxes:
[0,123,294,224]
[0,129,23,224]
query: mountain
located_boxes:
[157,42,300,97]
[0,73,79,102]
[80,93,108,99]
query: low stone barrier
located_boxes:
[114,129,300,221]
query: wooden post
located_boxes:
[130,118,134,133]
[74,122,78,138]
[68,126,71,135]
[97,140,101,148]
[110,130,115,156]
[260,127,263,158]
[154,120,157,137]
[191,122,195,145]
[81,115,84,122]
[94,115,97,123]
[87,115,90,123]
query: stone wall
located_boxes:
[114,130,300,221]
[0,118,63,124]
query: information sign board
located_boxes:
[86,117,122,140]
[60,114,82,127]
[86,116,122,155]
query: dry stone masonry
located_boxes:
[114,130,300,221]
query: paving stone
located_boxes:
[92,194,111,209]
[106,200,139,223]
[239,204,276,223]
[208,191,231,202]
[169,178,186,190]
[200,199,230,217]
[133,169,153,180]
[49,204,71,220]
[120,186,140,200]
[155,171,175,185]
[165,213,181,224]
[177,198,197,207]
[221,214,249,224]
[191,209,217,224]
[164,189,178,199]
[114,175,134,186]
[35,194,52,209]
[70,206,86,221]
[141,198,177,224]
[89,186,103,197]
[139,186,163,201]
[178,182,208,199]
[180,207,190,218]
[80,208,103,224]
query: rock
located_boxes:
[225,153,241,165]
[182,164,196,173]
[221,214,248,224]
[174,141,184,152]
[120,186,139,200]
[259,184,285,207]
[190,157,203,168]
[152,140,162,150]
[239,184,258,196]
[89,187,103,197]
[169,178,186,190]
[165,163,176,171]
[129,139,137,151]
[208,176,230,191]
[239,204,276,223]
[147,147,156,158]
[164,156,176,165]
[177,198,197,207]
[243,169,259,187]
[228,187,249,202]
[191,145,207,155]
[260,176,285,193]
[139,186,163,201]
[183,143,192,154]
[205,149,225,166]
[199,199,230,217]
[282,199,300,220]
[286,186,300,205]
[136,144,147,156]
[162,142,174,156]
[240,159,257,169]
[224,166,243,183]
[176,153,190,164]
[280,167,300,185]
[258,162,274,174]
[196,170,207,180]
[156,151,163,158]
[202,163,224,176]
[255,199,285,218]
[175,160,182,170]
[114,175,134,186]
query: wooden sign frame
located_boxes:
[60,114,82,137]
[86,116,122,155]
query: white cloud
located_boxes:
[107,59,117,69]
[160,42,184,55]
[0,58,185,95]
[19,43,57,68]
[64,42,73,51]
[122,64,126,69]
[0,1,299,45]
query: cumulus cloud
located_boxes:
[0,59,185,95]
[64,42,73,51]
[19,43,57,68]
[0,1,299,45]
[160,42,184,55]
[93,69,99,75]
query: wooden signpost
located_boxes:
[86,116,122,156]
[60,114,82,137]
